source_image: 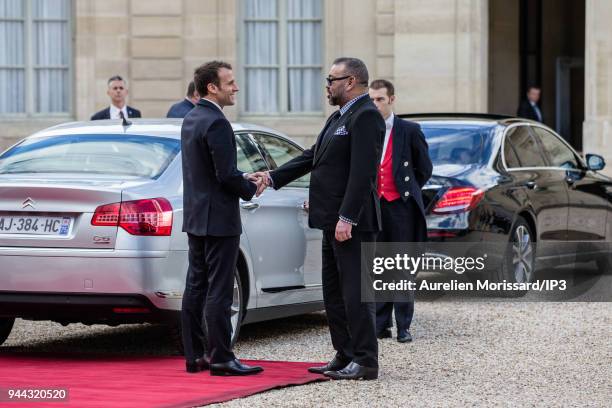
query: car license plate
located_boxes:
[0,215,73,236]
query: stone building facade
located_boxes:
[1,0,611,170]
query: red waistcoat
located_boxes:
[377,127,400,202]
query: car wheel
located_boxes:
[496,217,536,296]
[230,269,244,348]
[0,317,15,345]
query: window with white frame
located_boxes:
[0,0,71,116]
[243,0,323,115]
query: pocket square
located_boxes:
[333,126,348,136]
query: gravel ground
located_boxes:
[3,301,611,407]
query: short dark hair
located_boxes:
[107,75,126,86]
[369,79,395,97]
[332,57,369,86]
[194,61,232,96]
[527,85,541,92]
[186,81,196,98]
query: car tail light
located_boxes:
[92,198,173,236]
[431,187,484,214]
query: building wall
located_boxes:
[2,0,611,172]
[393,0,488,115]
[488,0,519,116]
[583,0,612,164]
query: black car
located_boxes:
[406,113,611,284]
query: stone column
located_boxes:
[393,0,488,114]
[583,0,612,168]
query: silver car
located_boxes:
[0,119,324,347]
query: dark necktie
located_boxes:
[119,110,126,120]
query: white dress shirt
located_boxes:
[109,104,129,119]
[380,112,395,164]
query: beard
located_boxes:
[327,92,342,106]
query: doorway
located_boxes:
[489,0,585,150]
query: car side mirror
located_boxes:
[586,154,605,171]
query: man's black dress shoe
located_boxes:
[376,328,392,339]
[324,362,378,380]
[210,359,263,376]
[186,357,210,373]
[397,331,413,343]
[307,357,350,374]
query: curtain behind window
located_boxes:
[245,0,279,113]
[0,0,25,113]
[287,0,322,112]
[0,0,70,115]
[33,0,70,113]
[244,0,322,114]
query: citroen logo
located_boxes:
[22,197,35,209]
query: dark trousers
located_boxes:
[376,197,419,334]
[181,233,239,364]
[322,230,378,368]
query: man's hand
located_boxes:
[247,171,271,197]
[335,219,353,242]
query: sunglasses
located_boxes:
[325,75,352,86]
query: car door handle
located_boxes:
[524,181,537,190]
[240,202,260,210]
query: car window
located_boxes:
[420,124,496,166]
[251,133,310,188]
[235,133,268,173]
[505,126,547,167]
[503,139,521,168]
[0,134,180,179]
[531,127,580,170]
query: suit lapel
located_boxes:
[314,112,346,165]
[392,116,405,176]
[314,96,371,165]
[314,112,338,157]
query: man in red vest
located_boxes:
[369,79,433,343]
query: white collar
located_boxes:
[385,112,395,129]
[109,104,127,119]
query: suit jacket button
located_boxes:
[404,191,410,197]
[404,176,410,181]
[404,161,409,167]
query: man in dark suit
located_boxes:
[517,85,543,122]
[181,61,262,376]
[369,79,433,343]
[167,81,200,118]
[253,57,385,380]
[90,75,142,120]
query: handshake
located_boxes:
[245,171,273,197]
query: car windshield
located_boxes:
[0,134,180,179]
[420,123,497,166]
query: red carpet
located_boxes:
[0,353,328,407]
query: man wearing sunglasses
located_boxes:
[252,57,385,380]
